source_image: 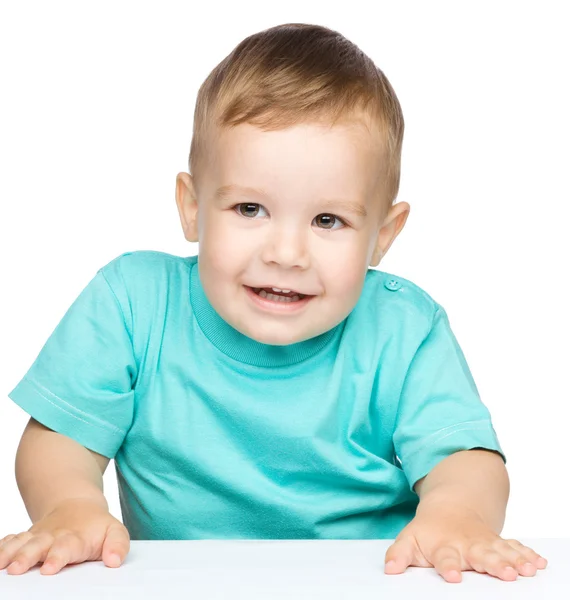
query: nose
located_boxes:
[260,224,310,269]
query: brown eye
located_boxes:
[237,203,261,218]
[314,213,344,230]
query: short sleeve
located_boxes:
[393,304,505,493]
[8,269,138,459]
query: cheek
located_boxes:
[318,245,368,292]
[200,228,259,291]
[200,218,236,267]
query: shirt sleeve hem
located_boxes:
[8,375,124,459]
[401,421,506,494]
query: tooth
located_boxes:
[254,288,301,303]
[272,287,282,292]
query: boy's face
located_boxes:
[176,120,409,346]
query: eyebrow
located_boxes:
[214,184,368,218]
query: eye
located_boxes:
[313,213,346,230]
[234,203,268,219]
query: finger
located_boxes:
[0,532,34,571]
[430,545,463,583]
[504,539,548,569]
[493,542,538,577]
[6,533,54,576]
[0,534,17,546]
[466,547,518,581]
[40,533,87,576]
[0,535,19,568]
[101,523,130,568]
[384,537,415,574]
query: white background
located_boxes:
[1,0,568,540]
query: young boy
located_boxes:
[1,23,547,583]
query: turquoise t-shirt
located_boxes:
[8,251,505,540]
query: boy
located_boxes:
[1,23,547,583]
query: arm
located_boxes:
[15,417,111,522]
[413,448,509,533]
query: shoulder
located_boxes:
[99,249,196,276]
[97,250,196,289]
[89,251,197,343]
[354,268,444,338]
[94,251,197,328]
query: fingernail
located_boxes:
[8,561,20,570]
[385,560,397,569]
[109,553,121,567]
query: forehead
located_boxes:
[214,119,380,161]
[205,120,385,203]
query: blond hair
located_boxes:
[189,23,404,209]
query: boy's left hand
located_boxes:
[384,502,548,583]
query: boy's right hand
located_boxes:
[0,497,130,575]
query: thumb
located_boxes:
[384,537,416,574]
[102,522,131,568]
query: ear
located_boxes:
[369,202,410,266]
[175,172,199,243]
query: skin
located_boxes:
[174,119,548,583]
[397,449,548,582]
[175,119,409,346]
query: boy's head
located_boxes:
[176,23,410,346]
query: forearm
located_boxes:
[15,419,108,522]
[414,449,509,533]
